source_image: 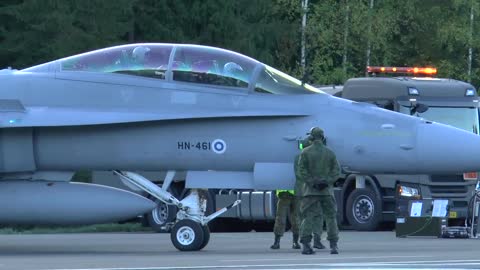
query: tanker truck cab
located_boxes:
[337,66,479,230]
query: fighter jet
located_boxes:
[1,43,479,251]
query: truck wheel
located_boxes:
[146,184,180,233]
[171,219,205,251]
[147,199,177,233]
[346,188,381,231]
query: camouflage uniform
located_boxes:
[270,190,300,249]
[294,145,324,249]
[296,127,341,255]
[273,190,299,236]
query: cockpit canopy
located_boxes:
[24,43,323,95]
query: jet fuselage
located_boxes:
[1,67,477,191]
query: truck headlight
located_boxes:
[398,185,420,198]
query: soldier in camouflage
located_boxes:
[296,127,341,255]
[295,138,325,250]
[270,189,300,249]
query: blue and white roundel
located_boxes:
[212,139,227,154]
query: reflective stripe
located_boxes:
[276,189,294,196]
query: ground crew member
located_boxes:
[295,138,325,250]
[296,127,340,255]
[270,189,300,249]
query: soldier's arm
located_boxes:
[298,153,315,185]
[326,152,341,185]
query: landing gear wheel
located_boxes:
[171,219,205,251]
[346,188,381,231]
[198,225,210,250]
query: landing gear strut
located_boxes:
[113,170,240,251]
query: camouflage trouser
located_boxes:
[296,198,323,241]
[299,195,339,244]
[312,207,324,243]
[273,192,299,236]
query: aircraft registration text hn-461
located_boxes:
[1,43,480,251]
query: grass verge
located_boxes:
[0,222,153,234]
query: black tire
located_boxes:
[198,225,211,250]
[170,219,205,251]
[147,200,177,233]
[346,188,382,231]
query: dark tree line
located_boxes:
[1,0,480,86]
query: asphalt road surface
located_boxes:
[0,231,478,270]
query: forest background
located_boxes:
[1,0,480,87]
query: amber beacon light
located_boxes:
[367,66,437,75]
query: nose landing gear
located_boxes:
[114,170,240,251]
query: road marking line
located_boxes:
[364,259,480,265]
[221,255,433,262]
[44,259,480,270]
[250,269,473,270]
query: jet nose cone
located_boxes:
[417,121,480,173]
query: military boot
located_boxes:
[292,234,301,249]
[330,241,339,254]
[301,242,315,255]
[270,235,281,249]
[313,234,325,249]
